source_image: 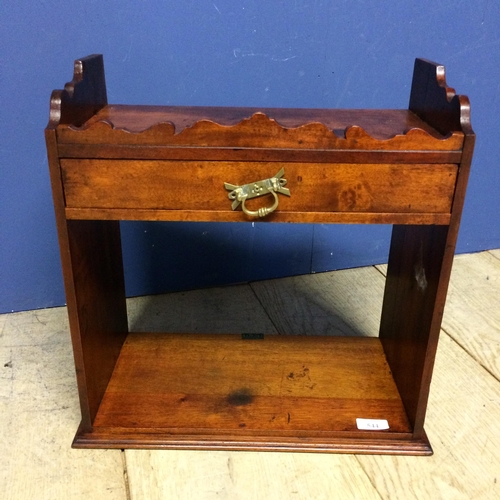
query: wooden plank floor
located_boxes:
[1,250,499,499]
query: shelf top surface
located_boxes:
[57,105,464,151]
[85,105,441,137]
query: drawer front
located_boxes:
[61,160,457,215]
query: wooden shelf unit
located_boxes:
[45,55,474,454]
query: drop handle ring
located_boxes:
[224,168,291,219]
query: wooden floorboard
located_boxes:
[1,250,499,499]
[357,332,500,499]
[377,251,500,380]
[441,252,500,380]
[250,266,385,337]
[124,450,382,500]
[489,248,500,261]
[0,308,127,500]
[126,283,278,334]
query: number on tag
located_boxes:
[356,418,389,430]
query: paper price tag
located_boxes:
[356,418,389,431]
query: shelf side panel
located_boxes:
[47,54,107,129]
[409,58,472,136]
[66,220,129,427]
[379,224,449,434]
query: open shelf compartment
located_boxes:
[73,333,431,454]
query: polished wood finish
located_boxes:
[57,106,464,150]
[73,334,434,454]
[61,159,457,215]
[48,54,107,128]
[379,58,475,439]
[92,334,411,434]
[45,56,128,431]
[45,55,474,453]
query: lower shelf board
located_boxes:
[75,333,432,454]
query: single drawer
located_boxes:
[61,159,457,215]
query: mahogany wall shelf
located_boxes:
[45,55,474,454]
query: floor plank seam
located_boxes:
[121,450,132,500]
[487,249,500,262]
[372,264,387,278]
[354,456,386,500]
[441,327,500,383]
[248,281,282,334]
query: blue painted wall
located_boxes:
[1,1,499,313]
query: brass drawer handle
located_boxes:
[224,168,291,218]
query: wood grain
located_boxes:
[0,309,127,500]
[250,266,385,337]
[65,220,129,429]
[124,450,382,500]
[57,106,464,151]
[46,129,129,431]
[57,143,463,164]
[357,332,500,499]
[60,159,457,216]
[126,284,278,334]
[441,252,500,379]
[379,224,450,436]
[64,207,452,225]
[90,334,411,440]
[409,58,473,136]
[47,54,107,129]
